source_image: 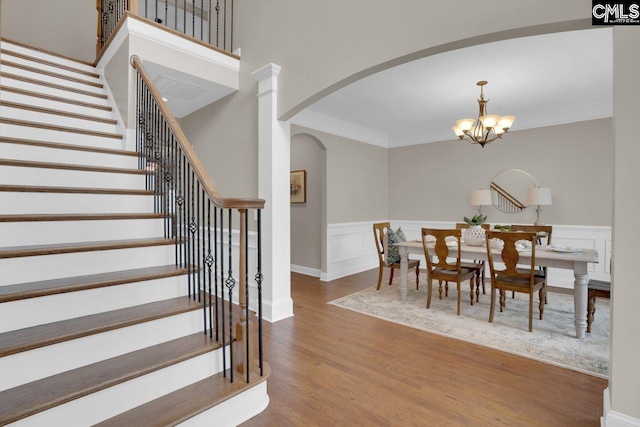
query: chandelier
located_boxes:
[452,81,516,147]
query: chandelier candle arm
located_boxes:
[452,81,516,147]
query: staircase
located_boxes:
[0,39,268,426]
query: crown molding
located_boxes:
[291,109,389,148]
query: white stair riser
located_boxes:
[0,123,123,150]
[178,382,269,427]
[0,310,213,392]
[0,192,154,215]
[0,64,106,96]
[0,244,179,286]
[0,41,97,74]
[0,54,101,83]
[11,350,225,427]
[0,90,113,120]
[0,166,144,189]
[0,218,166,247]
[0,78,110,106]
[0,274,190,333]
[0,142,137,169]
[0,105,118,134]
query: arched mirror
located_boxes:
[490,169,537,213]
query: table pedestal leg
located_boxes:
[573,263,589,339]
[399,246,409,302]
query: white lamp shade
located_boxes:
[470,189,492,206]
[456,118,475,131]
[526,187,552,206]
[452,125,465,138]
[497,116,516,130]
[479,115,500,128]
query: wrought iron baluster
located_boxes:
[192,0,195,38]
[220,207,226,376]
[244,209,249,383]
[215,0,219,47]
[223,0,226,50]
[226,208,234,382]
[165,0,168,26]
[230,0,233,52]
[201,188,206,329]
[206,200,213,337]
[213,206,218,341]
[186,164,192,297]
[190,169,196,298]
[200,0,204,40]
[257,209,263,376]
[208,0,211,44]
[196,181,201,303]
[184,0,187,35]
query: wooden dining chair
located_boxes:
[456,223,490,301]
[373,222,420,291]
[510,225,553,303]
[485,231,546,332]
[421,228,476,315]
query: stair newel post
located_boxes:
[236,208,252,380]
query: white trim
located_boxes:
[95,16,239,72]
[291,109,389,148]
[290,264,321,278]
[603,389,640,427]
[324,220,611,287]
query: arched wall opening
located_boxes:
[290,132,328,277]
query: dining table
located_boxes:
[394,240,599,339]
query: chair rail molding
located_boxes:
[252,63,294,322]
[324,220,611,287]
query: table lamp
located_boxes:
[526,187,552,226]
[469,189,492,216]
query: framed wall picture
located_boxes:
[290,170,306,203]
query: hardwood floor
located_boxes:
[242,270,607,426]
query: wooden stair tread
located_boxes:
[0,136,136,157]
[0,49,101,79]
[96,363,271,427]
[0,332,222,425]
[0,100,117,125]
[0,212,163,222]
[0,294,204,358]
[0,184,153,195]
[0,37,95,67]
[0,237,178,259]
[1,72,108,99]
[1,60,103,88]
[0,118,121,139]
[0,264,188,303]
[0,85,112,111]
[0,158,142,175]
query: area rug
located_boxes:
[329,280,609,378]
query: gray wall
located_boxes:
[104,38,130,127]
[292,126,388,224]
[290,134,325,271]
[388,118,613,226]
[1,0,96,62]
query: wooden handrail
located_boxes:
[130,55,264,210]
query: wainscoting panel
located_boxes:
[323,221,611,288]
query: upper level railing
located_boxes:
[131,55,264,383]
[96,0,234,56]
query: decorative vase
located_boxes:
[465,225,486,246]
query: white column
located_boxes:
[252,63,294,323]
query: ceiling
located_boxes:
[296,28,612,148]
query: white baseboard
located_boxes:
[290,264,321,278]
[262,297,294,323]
[602,388,640,427]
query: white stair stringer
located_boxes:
[0,217,165,246]
[0,141,137,169]
[0,191,154,215]
[0,306,205,392]
[0,274,190,333]
[10,349,226,427]
[0,90,114,120]
[0,40,97,73]
[0,244,178,286]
